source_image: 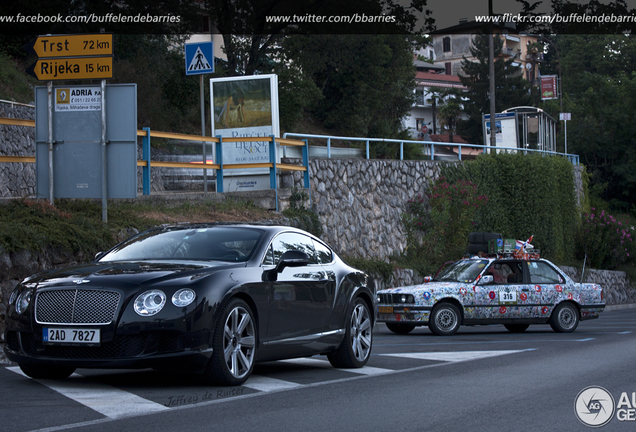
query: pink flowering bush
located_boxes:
[403,177,489,260]
[577,208,635,269]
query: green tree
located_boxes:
[435,87,464,143]
[207,0,433,77]
[554,34,636,212]
[456,33,533,144]
[288,35,418,139]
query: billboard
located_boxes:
[210,74,280,191]
[541,75,558,100]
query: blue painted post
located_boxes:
[431,143,435,161]
[327,137,331,158]
[215,136,223,193]
[270,136,278,212]
[142,127,151,195]
[302,139,310,189]
[458,144,462,161]
[366,140,370,159]
[400,142,403,160]
[269,136,277,190]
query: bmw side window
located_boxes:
[528,261,564,284]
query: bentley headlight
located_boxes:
[172,288,196,307]
[9,287,20,306]
[15,289,33,315]
[134,290,166,316]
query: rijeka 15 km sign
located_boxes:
[25,33,113,81]
[27,57,113,80]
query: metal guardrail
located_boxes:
[0,118,311,202]
[282,132,580,165]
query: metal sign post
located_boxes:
[560,112,571,154]
[185,41,214,192]
[101,79,107,222]
[47,81,54,206]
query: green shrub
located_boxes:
[577,209,635,269]
[402,177,488,263]
[440,153,579,263]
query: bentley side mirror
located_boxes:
[94,251,105,261]
[264,250,310,282]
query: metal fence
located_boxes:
[282,132,580,165]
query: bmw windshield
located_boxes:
[435,259,489,283]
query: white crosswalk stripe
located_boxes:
[279,357,392,375]
[7,367,169,419]
[242,375,303,392]
[380,349,532,363]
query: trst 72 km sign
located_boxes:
[25,34,113,58]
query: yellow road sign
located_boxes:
[27,34,113,58]
[27,57,113,81]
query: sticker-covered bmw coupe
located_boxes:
[378,255,604,335]
[5,224,376,385]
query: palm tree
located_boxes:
[436,88,464,143]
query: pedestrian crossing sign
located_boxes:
[185,42,214,75]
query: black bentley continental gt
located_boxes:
[4,224,376,385]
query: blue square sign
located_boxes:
[185,42,214,76]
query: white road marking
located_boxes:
[380,349,533,363]
[242,375,303,392]
[7,367,169,419]
[278,357,392,375]
[10,349,538,431]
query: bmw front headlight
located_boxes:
[15,289,33,315]
[172,288,196,307]
[134,290,166,316]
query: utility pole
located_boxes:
[489,0,496,149]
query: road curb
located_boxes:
[604,303,636,311]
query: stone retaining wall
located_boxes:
[282,158,443,260]
[0,102,36,197]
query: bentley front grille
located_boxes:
[35,289,121,325]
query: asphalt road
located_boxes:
[2,307,636,432]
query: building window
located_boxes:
[445,62,452,75]
[443,37,451,53]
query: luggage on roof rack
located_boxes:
[466,232,502,255]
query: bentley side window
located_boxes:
[271,233,316,266]
[312,240,333,265]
